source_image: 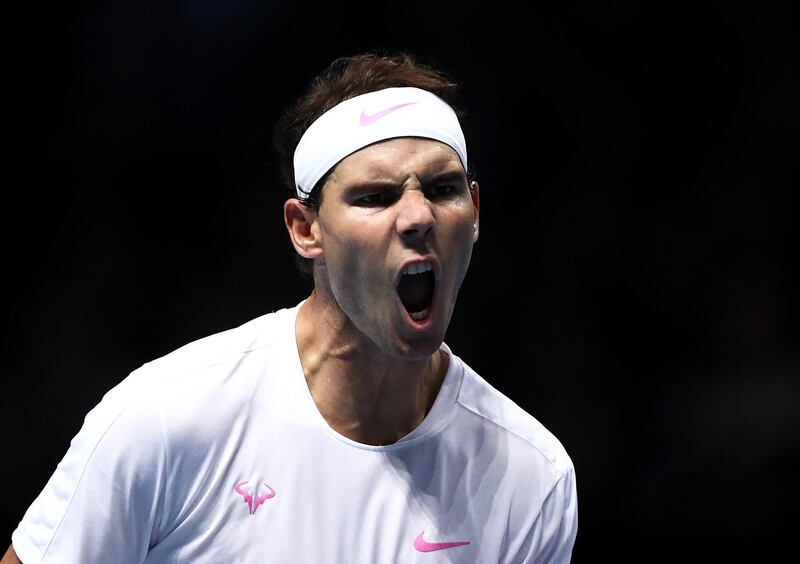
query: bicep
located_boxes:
[2,545,22,564]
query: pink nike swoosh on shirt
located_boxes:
[413,531,471,552]
[359,102,417,126]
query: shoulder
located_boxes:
[452,355,574,483]
[79,305,300,452]
[448,354,578,558]
[139,304,297,379]
[113,304,297,399]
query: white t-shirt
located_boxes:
[12,302,577,563]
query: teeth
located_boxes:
[402,262,433,276]
[409,308,429,320]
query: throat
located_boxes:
[304,352,448,446]
[295,289,446,447]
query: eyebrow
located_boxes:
[343,167,467,194]
[342,179,400,196]
[424,169,468,186]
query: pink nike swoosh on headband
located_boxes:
[413,531,471,552]
[359,102,417,126]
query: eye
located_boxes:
[354,192,392,207]
[428,184,458,199]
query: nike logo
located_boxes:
[359,102,417,126]
[413,530,471,552]
[234,481,276,515]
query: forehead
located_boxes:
[328,137,465,185]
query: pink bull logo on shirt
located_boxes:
[234,481,276,514]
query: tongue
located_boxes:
[397,271,434,313]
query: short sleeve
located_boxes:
[504,466,578,564]
[11,377,167,564]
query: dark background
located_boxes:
[2,1,797,561]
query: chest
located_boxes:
[146,426,513,563]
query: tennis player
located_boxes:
[4,52,577,563]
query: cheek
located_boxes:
[443,208,478,247]
[442,212,478,278]
[322,225,385,296]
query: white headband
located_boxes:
[293,87,468,197]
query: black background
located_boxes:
[2,1,797,561]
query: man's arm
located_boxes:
[1,545,22,564]
[9,377,167,563]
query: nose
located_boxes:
[395,189,435,243]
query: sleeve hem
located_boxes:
[11,527,44,564]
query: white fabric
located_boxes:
[293,87,468,196]
[12,302,577,563]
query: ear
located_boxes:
[284,199,323,259]
[470,180,480,243]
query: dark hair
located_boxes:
[273,51,472,278]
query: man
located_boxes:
[4,52,577,563]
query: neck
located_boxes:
[295,291,448,446]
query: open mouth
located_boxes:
[397,262,435,321]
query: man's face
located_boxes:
[311,137,479,360]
